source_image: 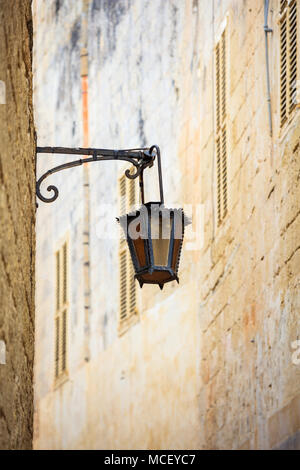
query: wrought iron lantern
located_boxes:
[119,202,186,290]
[36,144,188,289]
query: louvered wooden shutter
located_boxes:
[56,251,60,311]
[55,251,60,378]
[280,12,288,126]
[221,33,226,125]
[119,175,128,322]
[216,137,222,224]
[280,0,298,127]
[119,249,127,321]
[62,242,67,304]
[128,177,136,318]
[119,172,138,327]
[55,317,60,378]
[289,0,297,114]
[280,0,287,14]
[54,240,69,381]
[62,310,67,372]
[119,175,126,216]
[215,30,228,226]
[216,43,221,132]
[222,127,228,218]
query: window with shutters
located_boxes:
[215,30,228,227]
[54,239,69,384]
[118,171,138,334]
[279,0,298,129]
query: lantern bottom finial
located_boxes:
[134,267,179,290]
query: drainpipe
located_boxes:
[264,0,273,137]
[81,0,91,362]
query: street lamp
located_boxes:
[36,144,187,289]
[118,202,185,290]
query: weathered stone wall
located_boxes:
[33,0,300,449]
[192,1,300,449]
[0,0,35,449]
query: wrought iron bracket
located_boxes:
[36,145,164,204]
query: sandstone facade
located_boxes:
[33,0,300,449]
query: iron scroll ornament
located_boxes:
[36,145,164,204]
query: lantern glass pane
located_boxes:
[151,214,171,266]
[171,239,181,270]
[132,237,147,268]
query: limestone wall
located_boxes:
[0,0,35,450]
